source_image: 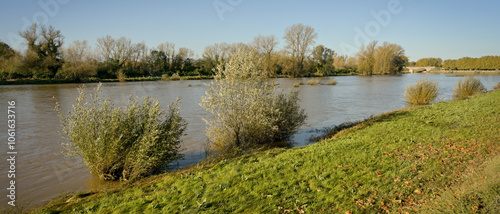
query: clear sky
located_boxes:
[1,0,499,61]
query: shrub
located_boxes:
[307,79,320,85]
[200,49,306,154]
[404,78,439,105]
[170,73,181,80]
[161,74,169,81]
[56,84,186,181]
[326,79,337,85]
[453,76,486,100]
[293,82,301,88]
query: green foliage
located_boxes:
[404,78,439,105]
[443,56,500,70]
[357,41,407,75]
[200,49,306,154]
[453,76,486,100]
[19,24,64,76]
[312,45,334,75]
[415,57,442,67]
[36,90,500,213]
[56,84,186,181]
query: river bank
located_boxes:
[26,90,500,213]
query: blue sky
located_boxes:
[1,0,499,61]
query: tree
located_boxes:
[252,35,279,74]
[200,49,306,154]
[372,42,407,74]
[59,40,97,80]
[442,59,457,70]
[356,41,378,75]
[312,45,334,75]
[416,58,442,67]
[283,23,318,77]
[0,41,22,79]
[201,43,234,74]
[19,23,64,77]
[173,47,195,73]
[96,35,141,77]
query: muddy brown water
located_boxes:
[1,73,499,208]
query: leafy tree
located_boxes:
[356,41,378,75]
[312,45,334,75]
[19,23,64,77]
[252,35,279,75]
[443,59,457,70]
[0,41,22,79]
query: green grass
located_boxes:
[31,91,500,213]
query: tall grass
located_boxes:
[55,84,187,181]
[404,78,439,105]
[453,76,486,100]
[307,79,320,85]
[325,79,337,85]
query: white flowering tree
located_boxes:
[200,49,306,154]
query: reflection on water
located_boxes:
[1,74,500,208]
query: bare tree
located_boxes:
[283,23,317,77]
[61,40,97,80]
[202,43,229,73]
[373,42,406,74]
[252,35,279,73]
[157,42,175,66]
[96,35,135,67]
[63,40,92,63]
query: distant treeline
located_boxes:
[12,23,499,82]
[443,56,500,70]
[407,56,500,70]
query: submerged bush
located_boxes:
[56,84,186,181]
[493,82,500,90]
[326,79,337,85]
[200,49,306,154]
[404,78,439,105]
[453,76,486,100]
[307,79,320,85]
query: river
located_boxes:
[1,73,499,208]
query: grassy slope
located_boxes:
[34,91,500,213]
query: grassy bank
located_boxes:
[31,91,500,213]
